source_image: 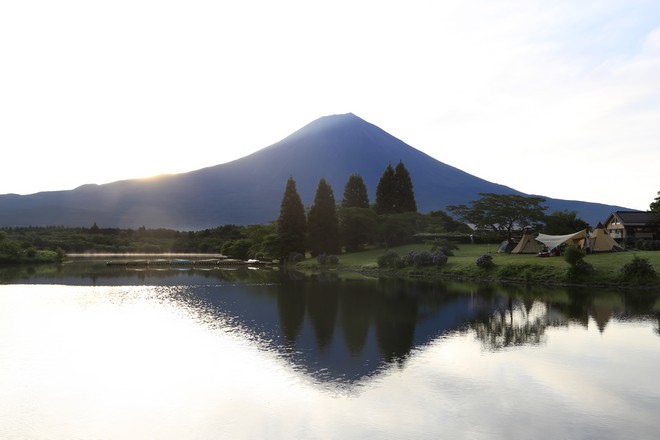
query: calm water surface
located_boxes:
[1,261,659,439]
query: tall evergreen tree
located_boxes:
[375,161,417,214]
[375,163,397,214]
[342,173,370,208]
[394,160,417,213]
[277,176,307,260]
[307,178,340,256]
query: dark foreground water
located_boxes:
[1,261,659,439]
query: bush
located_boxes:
[432,252,449,266]
[379,249,448,268]
[566,258,594,281]
[377,250,402,268]
[636,240,660,251]
[288,252,305,263]
[621,256,657,282]
[316,253,339,265]
[412,251,433,267]
[402,250,448,267]
[564,245,586,267]
[476,254,495,269]
[430,239,459,256]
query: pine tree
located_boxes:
[375,163,397,214]
[342,173,370,208]
[277,176,307,261]
[394,160,417,213]
[307,178,340,256]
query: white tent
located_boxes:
[536,229,588,251]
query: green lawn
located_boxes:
[299,243,660,288]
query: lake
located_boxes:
[1,260,659,439]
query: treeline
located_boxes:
[272,161,472,261]
[0,162,471,263]
[4,162,627,265]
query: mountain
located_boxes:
[0,113,627,229]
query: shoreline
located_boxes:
[298,263,660,291]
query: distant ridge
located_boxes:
[0,113,628,229]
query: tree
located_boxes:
[375,163,397,214]
[447,193,547,241]
[426,209,472,233]
[338,206,378,252]
[543,210,589,235]
[221,238,252,260]
[375,161,417,214]
[378,212,423,247]
[394,161,417,213]
[342,173,369,208]
[277,177,307,261]
[650,191,660,213]
[307,178,340,256]
[243,223,278,259]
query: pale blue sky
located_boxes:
[1,0,658,210]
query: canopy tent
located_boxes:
[589,226,623,252]
[511,232,544,254]
[536,229,588,251]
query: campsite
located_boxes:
[300,238,660,289]
[504,226,623,256]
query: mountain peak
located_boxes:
[285,112,366,139]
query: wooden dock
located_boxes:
[106,258,271,267]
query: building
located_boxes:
[604,211,660,241]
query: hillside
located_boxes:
[0,113,627,229]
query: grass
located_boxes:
[299,243,660,288]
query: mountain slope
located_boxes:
[0,113,627,229]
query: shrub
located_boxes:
[566,258,594,281]
[379,249,447,268]
[413,251,434,267]
[430,239,459,256]
[636,240,660,251]
[316,253,339,265]
[476,254,495,269]
[563,245,593,280]
[288,252,305,263]
[564,245,586,267]
[621,256,657,282]
[432,252,449,266]
[377,250,402,268]
[403,250,448,267]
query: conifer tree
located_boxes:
[394,160,417,213]
[342,173,370,208]
[375,163,397,214]
[277,176,307,260]
[307,178,340,256]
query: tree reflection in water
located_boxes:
[471,299,559,350]
[5,262,660,384]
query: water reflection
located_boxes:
[3,262,660,386]
[3,263,660,439]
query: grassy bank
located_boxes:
[298,244,660,289]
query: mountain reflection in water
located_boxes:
[6,262,659,386]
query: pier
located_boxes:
[106,258,271,268]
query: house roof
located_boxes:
[611,211,659,225]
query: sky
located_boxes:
[1,0,659,211]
